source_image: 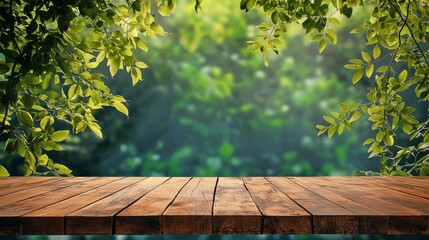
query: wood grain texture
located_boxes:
[0,177,90,207]
[289,177,388,234]
[0,176,427,235]
[162,177,217,234]
[267,177,358,234]
[213,177,261,234]
[66,177,169,235]
[0,177,109,235]
[20,177,141,235]
[116,177,190,234]
[0,177,60,196]
[309,177,428,234]
[370,177,429,199]
[243,177,311,234]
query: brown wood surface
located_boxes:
[289,177,388,234]
[213,177,262,234]
[243,177,311,234]
[306,177,429,234]
[0,177,90,207]
[162,177,217,234]
[0,177,61,196]
[66,177,169,234]
[116,177,191,234]
[267,177,359,234]
[20,177,141,235]
[0,177,111,234]
[0,176,427,235]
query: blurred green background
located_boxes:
[1,0,425,239]
[2,0,381,176]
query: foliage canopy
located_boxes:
[0,0,428,176]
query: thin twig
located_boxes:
[387,0,429,67]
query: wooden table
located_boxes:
[0,176,428,235]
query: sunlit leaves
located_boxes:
[319,39,327,53]
[17,110,34,127]
[88,121,103,139]
[0,165,9,177]
[0,0,172,175]
[361,51,371,63]
[54,163,73,176]
[352,68,363,84]
[51,131,70,142]
[373,45,381,59]
[112,101,129,117]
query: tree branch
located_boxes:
[387,0,429,67]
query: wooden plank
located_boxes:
[20,177,142,235]
[0,177,92,207]
[266,177,358,234]
[116,177,190,234]
[0,177,112,235]
[66,177,169,235]
[311,177,429,234]
[377,176,429,189]
[243,177,311,234]
[213,177,261,234]
[0,177,61,196]
[289,177,388,234]
[162,177,217,234]
[359,177,429,200]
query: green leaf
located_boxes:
[376,131,385,142]
[318,39,327,53]
[38,141,63,151]
[373,45,381,59]
[0,165,9,177]
[54,163,73,175]
[38,154,49,165]
[349,111,361,122]
[316,124,326,130]
[402,122,413,134]
[339,103,349,112]
[245,0,256,11]
[131,67,142,86]
[366,64,374,78]
[323,116,336,125]
[150,23,166,36]
[75,122,87,133]
[329,17,340,27]
[384,134,394,146]
[16,139,26,157]
[112,101,129,117]
[326,29,337,44]
[317,127,327,136]
[109,58,121,77]
[363,138,375,145]
[135,61,148,69]
[327,125,337,139]
[68,84,79,100]
[361,51,371,63]
[88,121,103,139]
[17,110,34,127]
[331,111,342,119]
[337,123,345,135]
[24,151,36,169]
[40,116,54,131]
[51,130,70,142]
[352,68,363,84]
[398,70,407,83]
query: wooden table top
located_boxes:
[0,176,428,235]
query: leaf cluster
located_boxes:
[0,0,173,176]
